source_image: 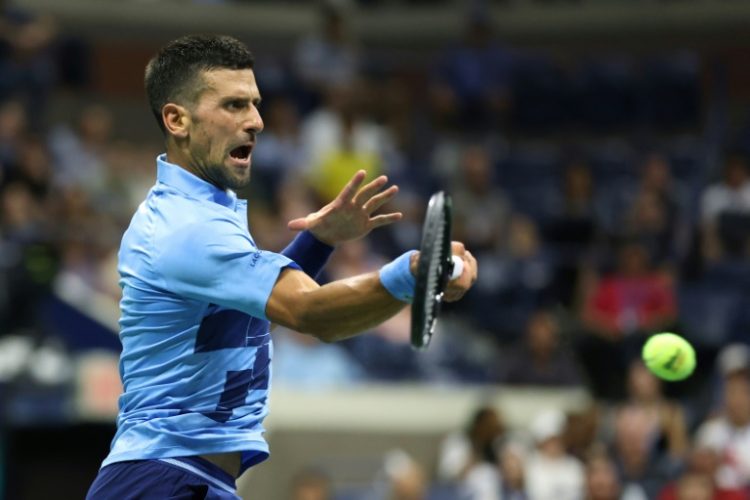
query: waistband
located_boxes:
[158,455,236,494]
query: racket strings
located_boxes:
[424,217,446,328]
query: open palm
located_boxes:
[287,170,403,245]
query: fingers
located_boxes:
[336,170,367,203]
[464,250,477,285]
[363,185,398,214]
[353,175,389,206]
[287,217,309,231]
[444,244,477,303]
[369,212,403,228]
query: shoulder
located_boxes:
[151,187,246,238]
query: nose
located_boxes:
[245,106,264,135]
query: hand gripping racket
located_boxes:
[410,191,463,350]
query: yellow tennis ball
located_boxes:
[642,333,696,381]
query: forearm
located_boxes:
[266,268,407,342]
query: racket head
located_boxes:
[410,191,453,350]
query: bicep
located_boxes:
[265,267,320,330]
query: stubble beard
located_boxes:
[216,164,251,191]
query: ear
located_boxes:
[162,103,190,139]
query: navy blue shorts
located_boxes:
[86,456,240,500]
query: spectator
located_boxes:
[584,451,622,500]
[694,373,750,490]
[0,2,58,129]
[498,440,528,500]
[500,309,583,387]
[700,153,750,261]
[578,240,678,399]
[525,408,585,500]
[466,214,555,340]
[437,405,504,500]
[657,439,748,500]
[610,396,685,500]
[249,96,306,201]
[429,12,514,131]
[382,449,428,500]
[292,1,359,103]
[452,143,512,253]
[0,97,27,172]
[543,159,598,307]
[300,80,393,203]
[612,360,690,461]
[582,241,677,340]
[48,103,114,196]
[700,153,750,225]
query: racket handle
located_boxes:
[450,255,464,280]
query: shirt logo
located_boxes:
[249,250,262,267]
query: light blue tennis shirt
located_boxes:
[102,154,298,475]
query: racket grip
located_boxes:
[450,255,464,280]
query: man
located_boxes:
[86,34,477,499]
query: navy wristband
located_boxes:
[281,231,334,280]
[379,250,417,303]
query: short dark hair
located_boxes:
[144,34,255,134]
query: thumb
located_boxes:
[287,217,309,231]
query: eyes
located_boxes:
[224,99,261,112]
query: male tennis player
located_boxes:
[86,34,477,499]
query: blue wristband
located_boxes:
[379,250,417,303]
[281,231,334,280]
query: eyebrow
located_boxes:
[221,96,262,106]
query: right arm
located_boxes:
[266,243,476,342]
[266,267,407,342]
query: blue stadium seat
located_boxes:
[678,284,743,347]
[572,57,637,131]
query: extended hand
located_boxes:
[287,170,403,245]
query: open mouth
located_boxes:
[229,145,251,162]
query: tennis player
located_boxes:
[86,34,477,499]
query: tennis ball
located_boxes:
[642,333,696,381]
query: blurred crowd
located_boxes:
[1,0,750,497]
[287,347,750,499]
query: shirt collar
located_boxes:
[156,154,237,209]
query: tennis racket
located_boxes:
[410,191,463,350]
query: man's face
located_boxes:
[184,68,263,190]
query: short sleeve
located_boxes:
[156,216,298,320]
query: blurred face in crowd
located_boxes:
[469,407,504,463]
[389,463,426,500]
[627,360,661,402]
[676,473,714,500]
[617,243,650,276]
[167,68,263,191]
[725,375,750,427]
[724,157,749,188]
[641,154,671,192]
[461,145,493,194]
[564,162,593,202]
[499,445,525,490]
[79,104,113,145]
[585,455,621,500]
[527,311,559,360]
[470,408,503,446]
[688,446,720,476]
